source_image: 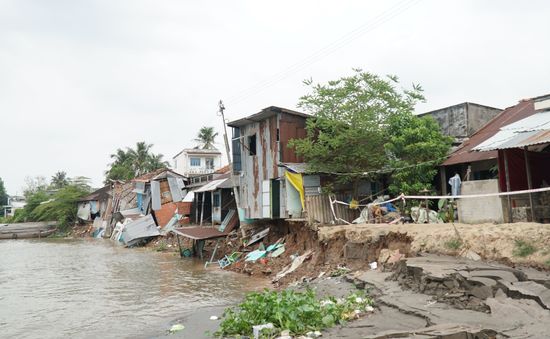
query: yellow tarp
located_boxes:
[285,171,305,209]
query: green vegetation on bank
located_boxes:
[216,289,373,337]
[289,69,452,196]
[104,141,169,183]
[513,239,537,257]
[0,173,91,232]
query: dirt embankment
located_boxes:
[319,222,550,269]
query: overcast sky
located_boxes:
[1,0,549,194]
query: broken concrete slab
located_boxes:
[469,269,519,282]
[499,280,550,309]
[350,268,550,338]
[466,276,498,287]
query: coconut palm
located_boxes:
[50,171,69,189]
[105,142,169,183]
[194,127,218,149]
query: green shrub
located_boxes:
[513,239,537,257]
[444,237,462,250]
[216,289,373,337]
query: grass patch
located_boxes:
[545,259,550,268]
[512,239,537,257]
[216,289,373,337]
[154,241,168,252]
[444,237,462,250]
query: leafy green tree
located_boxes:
[290,69,450,196]
[50,171,69,189]
[30,185,89,230]
[194,126,218,149]
[105,142,169,183]
[0,178,8,217]
[385,114,452,195]
[22,176,48,199]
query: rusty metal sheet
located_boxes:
[443,100,536,166]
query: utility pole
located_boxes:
[219,100,241,211]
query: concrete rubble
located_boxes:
[335,254,550,338]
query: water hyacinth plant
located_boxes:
[216,289,373,337]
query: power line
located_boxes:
[225,0,423,106]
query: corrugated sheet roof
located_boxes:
[442,99,536,166]
[133,168,185,182]
[228,106,310,128]
[78,185,111,202]
[194,178,229,192]
[279,162,310,174]
[473,112,550,151]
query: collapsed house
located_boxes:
[76,185,111,222]
[87,168,188,245]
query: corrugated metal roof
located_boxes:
[279,162,310,174]
[78,185,111,202]
[442,99,537,166]
[473,112,550,151]
[194,178,229,192]
[475,129,550,151]
[500,111,550,131]
[228,106,310,128]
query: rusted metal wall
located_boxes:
[279,114,306,163]
[305,194,360,225]
[238,114,278,219]
[237,110,307,219]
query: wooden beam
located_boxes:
[503,150,513,223]
[524,147,536,222]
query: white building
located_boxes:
[3,195,27,217]
[172,148,222,176]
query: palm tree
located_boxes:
[105,142,168,182]
[194,127,218,149]
[50,171,69,189]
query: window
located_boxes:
[205,158,214,170]
[190,157,201,167]
[213,193,220,207]
[248,134,257,156]
[232,128,242,173]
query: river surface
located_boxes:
[0,238,264,339]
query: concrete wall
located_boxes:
[423,103,468,141]
[457,179,504,224]
[173,152,222,176]
[465,103,502,137]
[420,103,502,145]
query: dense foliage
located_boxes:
[289,69,451,195]
[0,178,7,217]
[105,142,169,183]
[217,289,373,337]
[1,174,90,230]
[50,171,69,189]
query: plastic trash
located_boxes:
[169,324,184,333]
[209,315,219,320]
[253,323,274,339]
[369,261,378,270]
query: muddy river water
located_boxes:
[0,238,263,339]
